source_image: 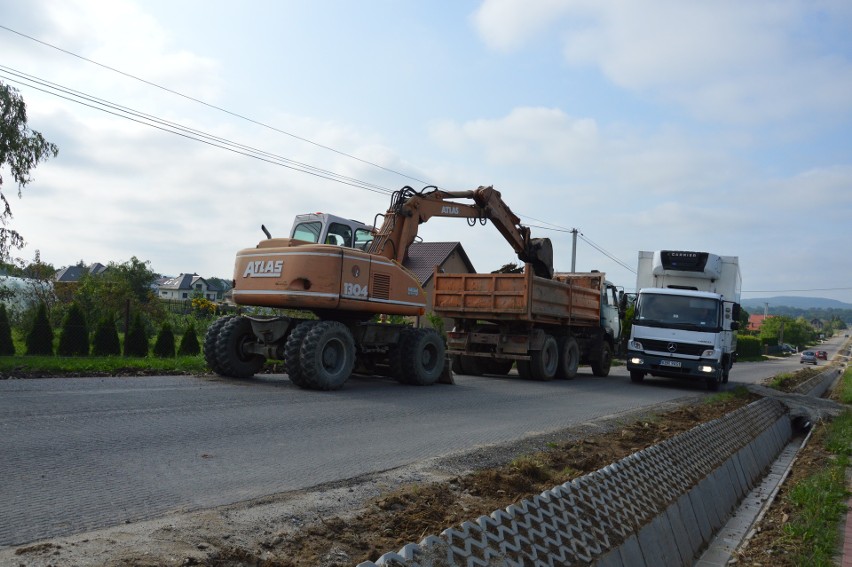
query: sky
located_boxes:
[1,0,852,304]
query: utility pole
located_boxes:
[571,229,578,272]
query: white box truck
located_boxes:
[626,251,741,390]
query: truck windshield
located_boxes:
[636,294,720,330]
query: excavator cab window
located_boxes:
[354,228,373,250]
[293,221,322,243]
[327,223,353,247]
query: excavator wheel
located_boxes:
[283,321,317,388]
[555,336,580,380]
[203,315,234,375]
[591,342,613,377]
[215,316,266,379]
[395,329,445,386]
[299,321,356,390]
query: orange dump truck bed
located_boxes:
[433,269,603,326]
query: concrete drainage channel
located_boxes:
[357,367,844,567]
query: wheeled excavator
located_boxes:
[204,185,554,390]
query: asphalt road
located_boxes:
[0,339,841,548]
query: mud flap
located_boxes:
[438,355,455,384]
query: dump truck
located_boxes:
[626,250,742,390]
[204,185,556,389]
[434,269,624,380]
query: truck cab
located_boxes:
[626,251,741,390]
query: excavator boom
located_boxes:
[368,185,554,279]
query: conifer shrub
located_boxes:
[177,323,201,356]
[26,302,54,356]
[153,322,176,358]
[58,303,90,356]
[123,313,149,357]
[0,304,15,356]
[92,316,121,356]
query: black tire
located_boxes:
[284,321,316,388]
[203,315,233,375]
[555,336,580,380]
[215,316,265,379]
[300,321,355,390]
[630,370,645,383]
[396,329,445,386]
[528,334,558,381]
[484,359,514,376]
[591,342,612,377]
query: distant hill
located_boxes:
[742,296,852,310]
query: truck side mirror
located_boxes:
[730,321,740,331]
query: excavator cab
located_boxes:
[289,212,374,249]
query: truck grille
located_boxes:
[641,339,707,357]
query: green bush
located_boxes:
[177,324,201,356]
[26,302,54,356]
[153,322,176,358]
[92,316,121,356]
[57,303,89,356]
[736,335,763,358]
[123,313,149,357]
[0,304,15,356]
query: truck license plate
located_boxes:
[659,360,682,368]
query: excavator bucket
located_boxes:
[521,237,554,279]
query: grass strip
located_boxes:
[784,408,852,567]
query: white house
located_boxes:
[157,274,223,301]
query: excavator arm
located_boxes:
[368,185,554,279]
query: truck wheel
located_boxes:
[283,321,316,388]
[555,336,580,380]
[398,329,445,386]
[215,316,265,379]
[203,315,233,375]
[630,370,645,383]
[300,321,355,390]
[591,342,612,377]
[525,334,558,381]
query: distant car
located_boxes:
[816,350,828,360]
[781,344,797,355]
[800,351,818,365]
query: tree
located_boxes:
[25,302,53,355]
[0,82,59,261]
[57,303,89,356]
[92,315,121,356]
[123,312,149,357]
[152,322,175,358]
[73,257,162,332]
[177,324,201,356]
[0,303,15,355]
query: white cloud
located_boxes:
[473,0,852,124]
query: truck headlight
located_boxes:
[701,349,717,357]
[629,357,644,365]
[698,365,715,373]
[629,341,643,351]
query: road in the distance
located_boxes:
[0,336,842,548]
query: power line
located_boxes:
[0,66,394,195]
[0,24,434,188]
[1,25,636,273]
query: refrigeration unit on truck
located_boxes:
[626,250,741,390]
